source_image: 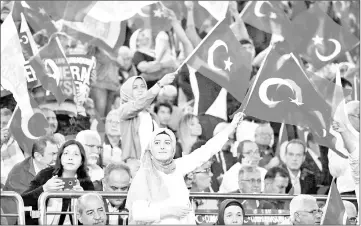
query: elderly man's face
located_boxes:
[1,1,14,22]
[285,143,305,171]
[255,126,273,146]
[43,110,58,134]
[78,196,106,225]
[83,135,102,165]
[238,170,262,194]
[105,112,121,136]
[103,169,131,208]
[293,199,322,225]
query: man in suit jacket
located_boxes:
[93,163,131,225]
[282,139,318,195]
[2,136,60,225]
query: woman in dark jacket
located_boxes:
[216,199,245,225]
[22,140,94,225]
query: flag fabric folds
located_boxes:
[198,1,229,21]
[321,179,349,225]
[291,3,360,69]
[240,42,333,142]
[28,35,69,103]
[185,18,252,103]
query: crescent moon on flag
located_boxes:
[259,78,294,108]
[254,1,273,18]
[21,113,40,140]
[315,38,341,62]
[207,39,229,72]
[21,1,31,9]
[137,8,150,17]
[20,35,29,45]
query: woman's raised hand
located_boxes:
[158,72,176,87]
[231,112,245,128]
[43,175,65,192]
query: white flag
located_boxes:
[198,1,229,21]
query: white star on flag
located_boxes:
[39,8,46,16]
[312,35,323,45]
[153,8,163,18]
[270,12,277,19]
[224,57,233,72]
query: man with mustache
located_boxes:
[77,193,107,225]
[41,108,59,135]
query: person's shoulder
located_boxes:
[9,157,30,172]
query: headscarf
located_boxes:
[120,76,147,104]
[216,199,245,225]
[129,28,155,57]
[125,128,177,224]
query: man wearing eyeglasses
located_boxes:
[94,163,131,225]
[289,194,322,225]
[76,130,104,182]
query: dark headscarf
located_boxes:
[216,199,245,225]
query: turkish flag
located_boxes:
[239,42,333,141]
[185,18,252,103]
[28,35,69,103]
[241,1,296,42]
[9,96,50,154]
[291,3,360,69]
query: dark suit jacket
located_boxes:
[2,157,36,225]
[93,180,128,225]
[21,167,94,225]
[302,150,332,194]
[281,164,318,195]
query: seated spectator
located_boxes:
[264,167,291,209]
[117,46,138,84]
[216,199,245,225]
[77,193,106,225]
[1,108,26,185]
[174,114,202,158]
[232,165,274,210]
[94,163,131,225]
[22,140,94,225]
[289,194,322,225]
[254,123,279,169]
[116,73,175,160]
[343,201,357,225]
[282,139,318,195]
[103,110,122,166]
[303,133,332,194]
[154,101,173,130]
[41,108,59,135]
[76,130,104,181]
[124,157,140,178]
[219,140,267,193]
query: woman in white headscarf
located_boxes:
[125,112,244,224]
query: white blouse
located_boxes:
[131,126,232,224]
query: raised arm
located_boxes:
[229,1,251,41]
[176,113,244,175]
[117,73,176,120]
[184,1,202,47]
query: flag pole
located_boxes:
[5,105,19,130]
[174,17,225,74]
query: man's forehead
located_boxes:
[84,135,100,145]
[244,141,257,150]
[301,199,318,210]
[83,196,104,210]
[107,170,131,183]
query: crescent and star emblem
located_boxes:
[312,35,342,62]
[207,40,233,73]
[258,78,304,108]
[20,34,29,45]
[254,1,277,19]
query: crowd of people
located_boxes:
[0,0,360,225]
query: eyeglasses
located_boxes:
[194,168,212,174]
[106,119,121,125]
[240,179,262,184]
[85,144,103,152]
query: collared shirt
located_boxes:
[32,159,42,175]
[287,168,301,195]
[307,148,322,171]
[106,200,120,225]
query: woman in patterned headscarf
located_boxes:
[126,112,244,224]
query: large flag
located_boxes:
[198,1,229,21]
[241,1,296,42]
[19,1,96,22]
[86,1,157,23]
[9,97,50,153]
[14,1,58,36]
[185,18,252,103]
[321,179,349,225]
[28,35,69,103]
[1,15,33,123]
[62,15,127,55]
[239,42,333,142]
[291,3,360,69]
